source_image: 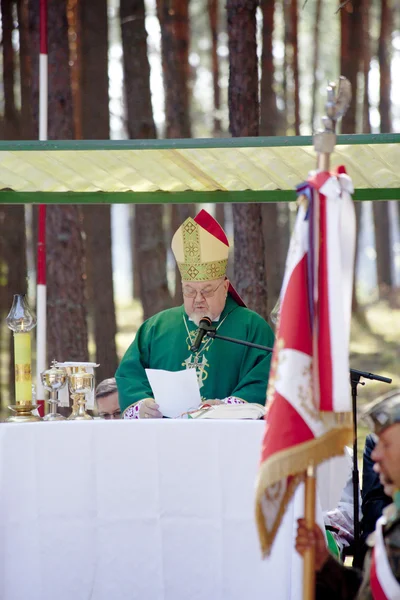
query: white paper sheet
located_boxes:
[145,368,201,418]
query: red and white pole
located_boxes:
[36,0,48,416]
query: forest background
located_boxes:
[0,0,399,425]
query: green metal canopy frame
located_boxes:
[0,133,399,204]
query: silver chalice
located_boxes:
[41,362,68,421]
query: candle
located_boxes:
[14,331,32,406]
[6,295,37,407]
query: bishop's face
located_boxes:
[182,277,230,324]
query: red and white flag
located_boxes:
[370,515,400,600]
[256,167,356,555]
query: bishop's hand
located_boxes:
[140,398,163,419]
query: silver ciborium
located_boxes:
[41,361,68,421]
[67,372,94,420]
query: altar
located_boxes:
[0,419,348,600]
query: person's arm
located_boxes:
[296,518,362,600]
[116,321,155,416]
[230,316,275,404]
[323,447,360,553]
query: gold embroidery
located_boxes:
[15,364,32,382]
[182,219,201,263]
[178,259,228,282]
[183,354,209,389]
[182,313,229,390]
[299,362,322,422]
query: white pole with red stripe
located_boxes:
[36,0,48,416]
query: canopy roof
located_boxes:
[0,133,399,203]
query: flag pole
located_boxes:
[36,0,48,416]
[302,77,352,600]
[303,464,317,600]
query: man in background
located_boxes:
[96,378,120,419]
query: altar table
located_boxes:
[0,420,348,600]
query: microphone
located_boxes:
[190,316,212,352]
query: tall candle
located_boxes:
[14,331,32,406]
[6,294,36,410]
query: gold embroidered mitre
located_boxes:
[171,217,229,282]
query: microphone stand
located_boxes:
[205,326,393,566]
[350,368,392,568]
[206,329,274,353]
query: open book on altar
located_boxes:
[188,403,266,420]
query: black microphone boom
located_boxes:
[190,316,212,352]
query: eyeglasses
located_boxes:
[99,409,121,420]
[182,279,225,299]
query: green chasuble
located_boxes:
[116,294,275,415]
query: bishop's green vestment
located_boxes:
[116,294,275,416]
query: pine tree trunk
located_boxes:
[310,0,322,130]
[228,0,268,319]
[282,0,289,132]
[83,207,118,380]
[282,0,299,135]
[45,0,88,362]
[208,0,221,134]
[80,0,118,381]
[157,0,191,138]
[263,203,290,316]
[1,0,27,400]
[68,0,82,140]
[378,0,391,134]
[260,0,277,136]
[373,201,392,295]
[17,0,34,138]
[290,0,300,135]
[46,207,88,361]
[340,0,365,321]
[121,0,172,319]
[215,204,225,230]
[2,0,20,138]
[361,0,371,134]
[157,0,194,301]
[260,0,289,317]
[340,0,362,134]
[228,0,259,136]
[121,0,158,140]
[135,206,172,319]
[371,0,393,299]
[130,206,141,299]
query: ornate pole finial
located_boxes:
[314,76,352,170]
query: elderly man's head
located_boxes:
[182,277,229,324]
[364,390,400,493]
[96,378,120,419]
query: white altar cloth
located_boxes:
[0,420,347,600]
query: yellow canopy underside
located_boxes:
[0,143,398,194]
